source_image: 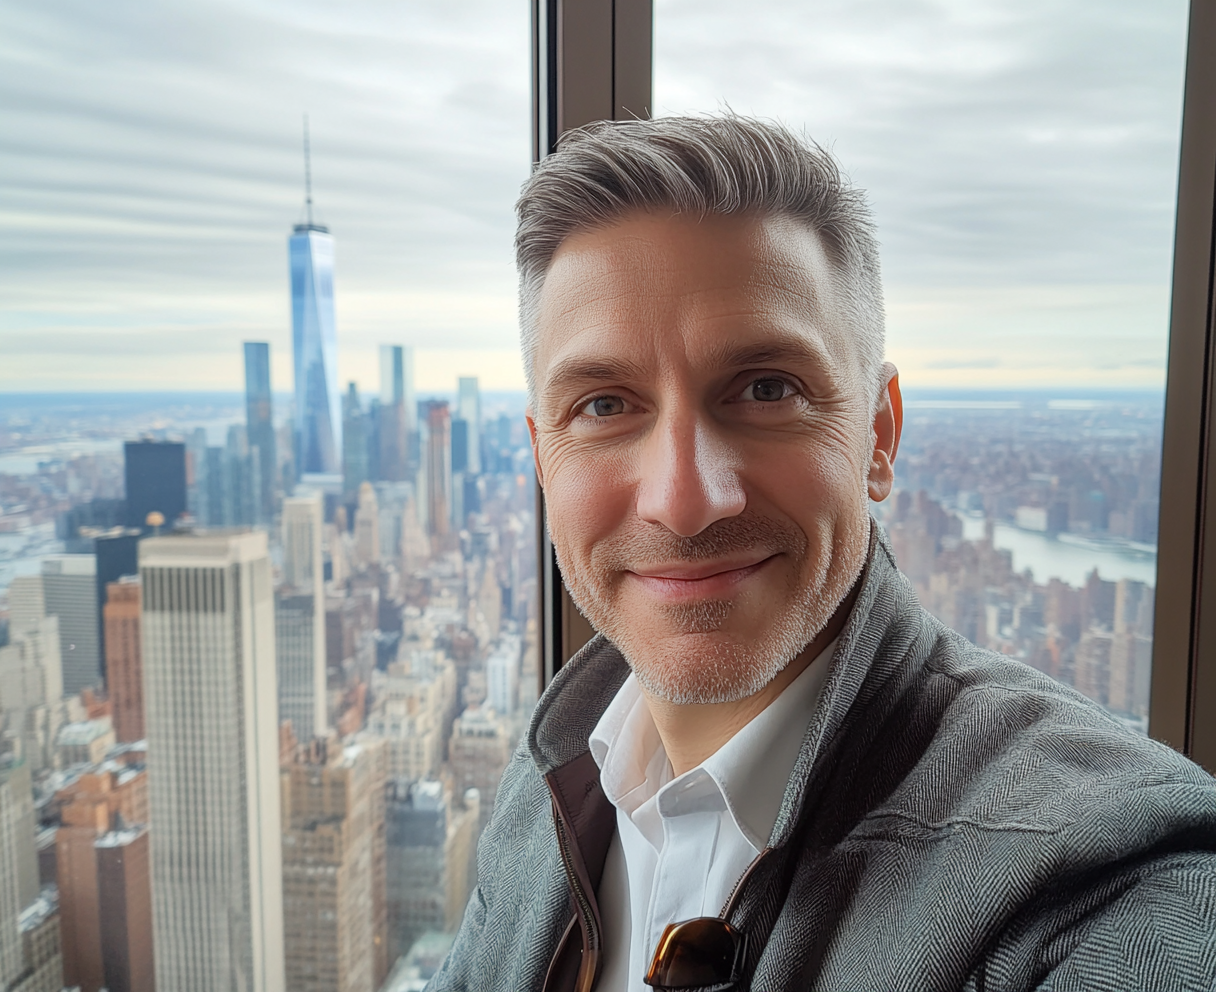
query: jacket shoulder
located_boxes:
[862,618,1216,841]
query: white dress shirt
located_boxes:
[588,639,837,992]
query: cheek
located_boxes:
[753,436,866,521]
[540,438,637,554]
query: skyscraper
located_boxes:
[244,341,277,521]
[377,346,413,482]
[277,496,327,743]
[140,532,285,992]
[384,779,478,962]
[11,556,99,696]
[56,765,153,992]
[123,440,187,533]
[93,529,140,683]
[447,705,511,836]
[342,383,369,500]
[103,579,143,744]
[0,617,63,773]
[423,401,452,539]
[354,482,379,568]
[281,735,388,992]
[290,127,341,477]
[456,377,481,475]
[0,759,38,988]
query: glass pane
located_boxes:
[1,2,531,989]
[654,0,1185,733]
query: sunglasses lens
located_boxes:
[644,917,745,989]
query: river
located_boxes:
[957,514,1158,588]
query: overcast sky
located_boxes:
[0,0,1189,393]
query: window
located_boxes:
[652,0,1187,734]
[2,2,533,989]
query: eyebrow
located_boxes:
[542,356,650,397]
[702,336,832,372]
[540,334,834,402]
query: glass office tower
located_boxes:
[244,341,276,520]
[290,224,341,476]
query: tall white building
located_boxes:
[282,494,324,592]
[485,634,521,717]
[140,531,285,992]
[9,556,98,695]
[278,496,327,743]
[0,759,38,988]
[0,617,64,773]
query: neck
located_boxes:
[641,582,860,778]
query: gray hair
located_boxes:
[515,114,886,408]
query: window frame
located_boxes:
[1150,0,1216,772]
[532,0,1215,773]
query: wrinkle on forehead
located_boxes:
[533,212,859,404]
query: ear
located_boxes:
[525,409,545,489]
[867,364,902,502]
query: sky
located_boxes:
[0,0,1190,393]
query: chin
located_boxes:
[557,509,871,704]
[626,628,805,705]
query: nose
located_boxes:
[635,408,747,537]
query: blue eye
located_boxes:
[746,378,791,402]
[580,395,626,417]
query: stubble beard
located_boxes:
[555,504,870,705]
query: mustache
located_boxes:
[590,511,807,571]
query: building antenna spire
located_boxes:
[303,113,313,228]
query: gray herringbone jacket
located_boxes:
[429,528,1216,991]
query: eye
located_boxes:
[578,395,627,418]
[741,377,794,403]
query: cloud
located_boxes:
[0,0,1190,391]
[0,0,531,390]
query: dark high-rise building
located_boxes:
[93,529,139,682]
[244,341,277,522]
[123,441,186,533]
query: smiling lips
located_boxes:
[626,555,777,602]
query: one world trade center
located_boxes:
[290,121,341,476]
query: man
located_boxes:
[431,116,1216,991]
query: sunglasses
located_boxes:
[643,915,748,991]
[641,845,774,991]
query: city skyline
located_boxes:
[0,362,1164,990]
[0,1,1188,392]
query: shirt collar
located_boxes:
[588,637,838,850]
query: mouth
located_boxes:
[625,554,778,603]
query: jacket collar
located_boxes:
[526,522,913,851]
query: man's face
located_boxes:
[528,212,898,704]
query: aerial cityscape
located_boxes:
[0,191,541,991]
[0,378,1164,992]
[0,145,1165,992]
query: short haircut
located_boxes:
[515,114,885,408]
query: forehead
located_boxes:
[533,212,858,400]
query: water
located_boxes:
[0,439,123,475]
[958,514,1158,587]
